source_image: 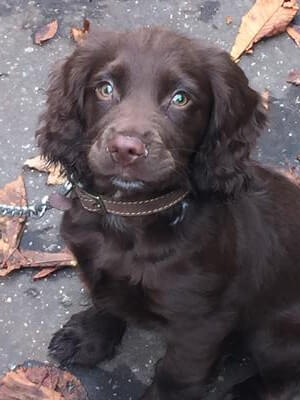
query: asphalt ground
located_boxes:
[0,1,299,399]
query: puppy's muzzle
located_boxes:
[106,134,148,166]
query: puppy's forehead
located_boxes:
[94,29,198,83]
[125,29,194,65]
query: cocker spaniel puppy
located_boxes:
[37,27,300,400]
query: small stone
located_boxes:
[24,288,40,298]
[79,298,90,307]
[60,294,72,307]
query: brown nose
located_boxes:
[107,135,146,166]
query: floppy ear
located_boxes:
[193,49,267,196]
[36,48,88,178]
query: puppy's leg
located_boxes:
[141,314,235,400]
[48,307,126,367]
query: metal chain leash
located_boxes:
[0,180,73,219]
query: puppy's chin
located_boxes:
[90,168,183,198]
[111,177,145,191]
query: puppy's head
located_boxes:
[37,27,266,197]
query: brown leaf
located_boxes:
[0,176,76,280]
[287,24,300,46]
[285,167,300,185]
[231,0,299,61]
[34,20,58,45]
[287,69,300,85]
[33,267,61,280]
[0,176,26,269]
[226,16,233,25]
[24,155,66,185]
[0,365,88,400]
[280,160,300,186]
[261,89,270,110]
[70,18,90,43]
[0,248,77,278]
[20,249,77,268]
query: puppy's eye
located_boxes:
[96,81,114,100]
[171,91,189,107]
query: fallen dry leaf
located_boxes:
[231,0,299,61]
[287,69,300,85]
[0,176,26,269]
[280,159,300,186]
[24,155,66,185]
[285,167,300,185]
[70,18,90,43]
[261,89,270,110]
[0,176,76,279]
[287,24,300,46]
[34,20,58,45]
[226,16,233,25]
[0,247,77,278]
[32,266,61,280]
[21,249,77,269]
[0,364,88,400]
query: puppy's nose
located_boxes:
[107,135,146,165]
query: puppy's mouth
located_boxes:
[111,177,145,191]
[88,139,178,194]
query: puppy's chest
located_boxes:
[95,246,175,324]
[82,233,195,325]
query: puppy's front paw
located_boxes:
[48,326,83,366]
[48,309,126,367]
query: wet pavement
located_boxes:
[0,1,299,399]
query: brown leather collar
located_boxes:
[75,185,189,217]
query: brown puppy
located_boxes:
[37,27,300,399]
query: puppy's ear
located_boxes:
[36,46,90,177]
[193,50,267,196]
